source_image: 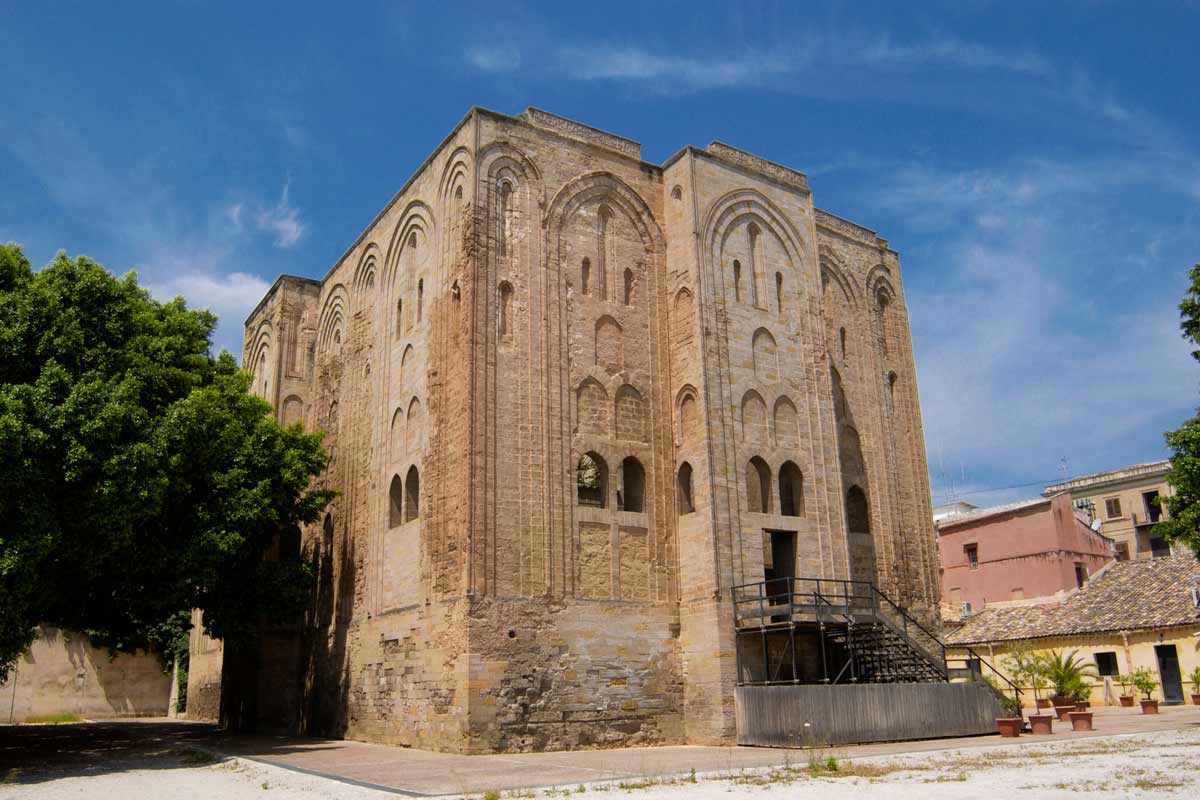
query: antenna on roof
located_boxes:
[1059,457,1070,479]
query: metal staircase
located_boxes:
[732,577,1019,703]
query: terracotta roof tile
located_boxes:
[946,553,1200,645]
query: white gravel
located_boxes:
[4,728,1198,799]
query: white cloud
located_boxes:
[467,44,522,72]
[255,177,305,249]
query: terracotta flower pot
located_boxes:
[1054,704,1075,721]
[1191,693,1200,706]
[996,718,1022,738]
[1036,697,1053,709]
[1141,699,1159,715]
[1068,711,1093,731]
[1028,714,1053,735]
[1119,695,1135,707]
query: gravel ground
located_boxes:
[3,727,1198,799]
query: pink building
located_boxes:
[937,492,1115,619]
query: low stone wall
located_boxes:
[1,626,171,722]
[735,682,1001,747]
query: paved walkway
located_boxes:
[217,705,1200,795]
[3,705,1198,796]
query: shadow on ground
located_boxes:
[0,719,342,786]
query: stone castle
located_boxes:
[191,107,941,752]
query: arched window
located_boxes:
[671,185,682,201]
[877,291,890,357]
[596,206,611,301]
[417,279,424,323]
[747,222,761,308]
[775,272,783,314]
[577,452,608,508]
[581,258,591,295]
[498,281,513,341]
[498,182,512,257]
[405,465,420,521]
[846,485,869,533]
[839,327,847,361]
[779,461,804,517]
[733,260,743,302]
[887,371,897,406]
[677,462,695,515]
[623,268,634,306]
[747,457,771,513]
[389,474,404,527]
[408,231,417,249]
[620,456,645,513]
[395,297,404,337]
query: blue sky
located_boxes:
[3,2,1198,506]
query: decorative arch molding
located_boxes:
[675,384,700,445]
[772,395,799,450]
[819,245,861,308]
[545,171,665,265]
[437,145,474,207]
[740,389,769,442]
[352,242,383,298]
[751,326,779,384]
[478,140,543,189]
[316,284,349,356]
[383,200,435,294]
[701,189,806,283]
[575,377,609,436]
[865,264,896,306]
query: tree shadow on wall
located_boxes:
[299,515,355,739]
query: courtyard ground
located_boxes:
[2,706,1198,798]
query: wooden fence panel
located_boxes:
[735,682,1001,747]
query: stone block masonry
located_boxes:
[199,106,941,753]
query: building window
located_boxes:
[623,268,634,306]
[581,258,591,295]
[498,281,513,342]
[677,462,695,515]
[1114,541,1130,561]
[1095,651,1119,677]
[965,543,979,570]
[1143,490,1162,523]
[388,474,404,528]
[778,461,803,517]
[404,466,420,521]
[746,456,771,513]
[1150,536,1171,558]
[1074,562,1088,588]
[577,452,607,508]
[619,456,645,513]
[733,260,743,303]
[1104,497,1122,519]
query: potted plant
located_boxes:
[1044,650,1096,718]
[1190,666,1200,706]
[1116,674,1135,707]
[988,681,1023,737]
[1067,707,1094,731]
[1132,667,1158,714]
[1002,644,1051,710]
[1027,709,1053,735]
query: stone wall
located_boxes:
[2,626,171,722]
[220,106,941,752]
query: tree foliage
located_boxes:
[0,245,333,680]
[1156,264,1200,555]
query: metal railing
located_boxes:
[731,576,1023,706]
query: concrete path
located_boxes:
[214,705,1200,795]
[3,706,1198,796]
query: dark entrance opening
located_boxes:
[1155,644,1184,704]
[764,530,796,624]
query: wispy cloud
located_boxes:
[470,29,1052,92]
[467,44,522,72]
[255,176,305,249]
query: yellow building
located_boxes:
[946,554,1200,706]
[1043,460,1176,561]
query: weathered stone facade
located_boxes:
[233,107,940,752]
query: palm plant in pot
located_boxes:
[1116,674,1135,707]
[1190,666,1200,706]
[1132,667,1159,713]
[1044,650,1096,719]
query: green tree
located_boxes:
[1156,263,1200,554]
[0,244,333,683]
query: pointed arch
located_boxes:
[390,407,404,457]
[400,344,415,387]
[546,171,665,268]
[577,451,608,508]
[740,390,768,442]
[594,315,622,369]
[619,456,645,513]
[746,456,771,513]
[352,242,382,298]
[389,474,404,527]
[575,378,609,436]
[773,396,799,450]
[316,284,349,356]
[615,383,647,442]
[779,461,804,517]
[677,462,695,515]
[405,465,420,522]
[676,385,700,444]
[752,327,778,383]
[406,396,423,454]
[383,200,435,295]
